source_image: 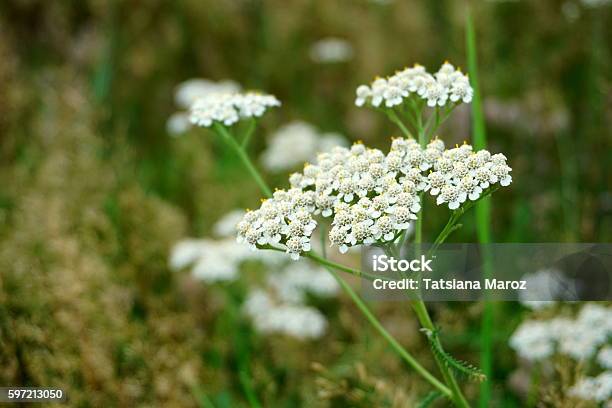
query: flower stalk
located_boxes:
[186,61,513,408]
[213,123,272,198]
[216,127,455,398]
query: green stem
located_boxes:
[241,118,257,148]
[328,269,452,398]
[386,109,413,138]
[259,244,384,282]
[411,300,470,408]
[214,123,273,198]
[414,114,426,255]
[409,204,492,407]
[239,369,262,408]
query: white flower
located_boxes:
[423,78,448,107]
[383,85,405,107]
[598,347,612,369]
[243,289,328,340]
[370,78,387,107]
[174,78,241,109]
[309,37,354,63]
[450,76,473,103]
[261,121,347,172]
[437,185,465,210]
[190,91,280,128]
[509,320,556,361]
[581,0,612,8]
[269,261,339,303]
[236,189,317,260]
[428,145,512,210]
[242,138,510,256]
[169,239,209,270]
[166,112,192,136]
[354,61,473,110]
[518,268,571,305]
[355,85,372,107]
[569,372,612,403]
[509,304,612,363]
[213,210,246,238]
[169,238,252,282]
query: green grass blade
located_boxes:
[465,8,494,408]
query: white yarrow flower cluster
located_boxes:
[175,78,241,110]
[190,91,281,128]
[236,189,317,260]
[355,62,473,109]
[510,304,612,363]
[260,121,348,172]
[239,138,511,258]
[426,143,512,210]
[167,78,242,136]
[289,141,425,254]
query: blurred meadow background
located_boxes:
[1,0,611,407]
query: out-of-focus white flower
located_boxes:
[562,2,581,22]
[269,261,339,303]
[355,62,473,109]
[170,238,249,282]
[581,0,612,8]
[213,209,246,238]
[557,303,612,360]
[509,304,612,363]
[175,78,241,110]
[190,91,281,128]
[260,121,348,172]
[518,268,572,307]
[243,289,328,340]
[169,239,210,271]
[569,372,612,403]
[509,320,556,361]
[598,346,612,369]
[168,78,242,135]
[166,112,192,136]
[520,300,557,310]
[309,37,354,63]
[169,235,286,282]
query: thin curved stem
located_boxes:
[411,300,471,408]
[386,109,413,138]
[241,118,257,148]
[329,269,452,398]
[414,112,427,255]
[213,123,273,198]
[258,244,385,282]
